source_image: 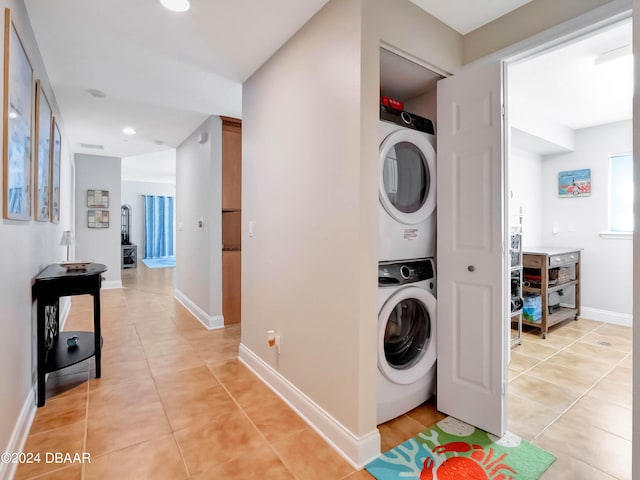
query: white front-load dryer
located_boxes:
[379,107,437,262]
[377,258,437,425]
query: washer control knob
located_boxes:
[400,111,413,126]
[400,265,414,279]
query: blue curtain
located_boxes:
[144,195,175,258]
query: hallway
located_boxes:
[16,264,632,479]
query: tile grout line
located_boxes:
[531,349,632,443]
[513,322,602,378]
[125,288,194,479]
[82,365,89,480]
[207,364,306,480]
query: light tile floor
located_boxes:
[16,266,632,479]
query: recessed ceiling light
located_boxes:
[8,110,17,119]
[86,88,106,98]
[122,127,136,136]
[160,0,190,12]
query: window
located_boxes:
[609,153,633,232]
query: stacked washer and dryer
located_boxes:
[377,102,438,425]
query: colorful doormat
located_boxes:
[366,417,555,480]
[141,256,176,269]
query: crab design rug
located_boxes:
[366,417,555,480]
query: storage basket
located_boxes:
[557,267,570,284]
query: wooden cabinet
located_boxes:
[522,248,582,338]
[221,116,242,212]
[222,250,241,325]
[221,116,241,326]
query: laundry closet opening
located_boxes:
[376,47,444,426]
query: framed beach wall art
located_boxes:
[50,118,61,223]
[34,80,51,221]
[87,189,109,208]
[88,209,109,228]
[558,168,591,198]
[2,8,34,220]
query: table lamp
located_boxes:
[59,231,74,261]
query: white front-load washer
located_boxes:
[377,257,437,425]
[379,107,437,262]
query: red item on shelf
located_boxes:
[380,96,404,111]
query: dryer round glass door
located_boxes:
[379,129,437,225]
[378,286,437,385]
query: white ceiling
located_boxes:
[24,0,624,162]
[122,150,176,184]
[509,20,633,133]
[409,0,534,34]
[24,0,331,157]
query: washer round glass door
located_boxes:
[378,286,437,385]
[379,129,436,225]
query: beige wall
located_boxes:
[243,0,374,436]
[242,0,462,441]
[175,116,223,320]
[0,1,74,475]
[74,154,122,285]
[463,0,619,63]
[373,0,462,74]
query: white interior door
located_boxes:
[436,60,506,436]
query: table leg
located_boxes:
[93,292,102,378]
[36,300,46,407]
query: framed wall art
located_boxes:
[2,8,34,220]
[88,209,109,228]
[558,168,591,198]
[87,189,109,208]
[50,118,61,223]
[34,80,51,221]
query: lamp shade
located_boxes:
[59,231,75,246]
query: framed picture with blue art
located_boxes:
[50,118,61,223]
[2,8,33,220]
[558,168,591,197]
[34,80,52,221]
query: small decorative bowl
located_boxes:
[67,335,80,348]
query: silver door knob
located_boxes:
[467,265,475,272]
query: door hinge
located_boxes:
[501,105,505,117]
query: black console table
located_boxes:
[32,263,107,406]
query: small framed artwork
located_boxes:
[87,189,109,208]
[2,8,34,220]
[34,80,52,221]
[88,209,109,228]
[50,118,61,223]
[558,169,591,197]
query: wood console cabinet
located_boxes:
[221,116,241,326]
[522,247,582,338]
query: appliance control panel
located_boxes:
[380,105,435,135]
[378,258,435,286]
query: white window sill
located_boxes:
[599,231,633,239]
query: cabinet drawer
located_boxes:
[549,252,579,267]
[523,254,543,268]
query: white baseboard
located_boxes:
[101,280,123,290]
[239,343,380,469]
[174,289,224,330]
[1,296,74,479]
[581,307,632,327]
[0,387,37,480]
